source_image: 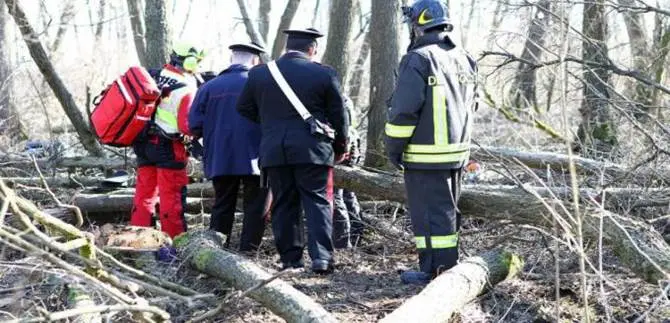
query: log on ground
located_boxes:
[174,230,338,323]
[380,249,523,323]
[72,194,213,215]
[334,166,670,283]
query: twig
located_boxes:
[189,268,298,323]
[96,246,201,296]
[12,304,170,322]
[30,155,83,227]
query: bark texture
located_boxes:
[509,0,551,110]
[576,0,617,158]
[174,230,338,323]
[365,0,400,168]
[270,0,301,59]
[126,0,149,67]
[143,0,171,69]
[72,194,213,215]
[0,0,20,143]
[380,249,523,323]
[321,0,356,86]
[258,0,272,43]
[4,0,104,156]
[348,30,371,110]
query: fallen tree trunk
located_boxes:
[174,230,338,323]
[470,146,669,184]
[380,249,523,323]
[334,166,670,283]
[2,176,102,188]
[72,194,213,215]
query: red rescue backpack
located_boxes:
[90,66,161,147]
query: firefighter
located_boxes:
[385,0,479,284]
[332,96,363,249]
[236,28,349,274]
[130,42,205,238]
[189,42,269,252]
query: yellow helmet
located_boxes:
[171,42,206,72]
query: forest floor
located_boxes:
[0,184,667,323]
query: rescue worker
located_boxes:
[189,42,268,251]
[385,0,479,284]
[130,42,205,238]
[236,28,349,274]
[332,97,363,249]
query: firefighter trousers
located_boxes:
[266,165,334,266]
[130,166,188,238]
[404,168,462,275]
[210,175,268,251]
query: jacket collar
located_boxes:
[409,31,455,51]
[280,50,310,61]
[163,64,184,75]
[220,64,251,75]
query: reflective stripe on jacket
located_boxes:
[385,32,479,170]
[153,65,197,135]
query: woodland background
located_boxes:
[0,0,668,322]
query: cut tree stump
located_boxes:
[380,249,523,323]
[174,230,338,323]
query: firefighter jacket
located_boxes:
[189,64,262,178]
[385,31,479,170]
[153,64,197,136]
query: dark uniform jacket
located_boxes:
[189,64,261,178]
[385,31,479,170]
[236,51,348,168]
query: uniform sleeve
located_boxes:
[177,91,194,136]
[325,68,349,155]
[236,70,259,123]
[384,52,428,156]
[188,87,208,138]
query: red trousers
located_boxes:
[130,166,188,238]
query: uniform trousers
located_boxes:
[404,168,462,275]
[210,175,267,251]
[266,164,334,265]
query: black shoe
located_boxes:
[311,259,334,274]
[281,260,304,270]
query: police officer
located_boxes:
[189,42,268,251]
[130,42,205,238]
[236,28,349,274]
[385,0,479,284]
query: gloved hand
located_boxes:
[388,153,404,171]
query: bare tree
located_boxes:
[575,0,617,158]
[235,0,270,62]
[258,0,271,43]
[618,0,654,120]
[321,0,356,86]
[0,0,20,142]
[50,0,76,53]
[348,30,371,109]
[126,0,149,67]
[5,0,104,156]
[93,0,106,44]
[144,0,172,68]
[651,13,670,109]
[365,0,400,168]
[270,0,301,59]
[509,0,551,110]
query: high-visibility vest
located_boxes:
[153,68,197,135]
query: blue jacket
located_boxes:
[189,64,261,178]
